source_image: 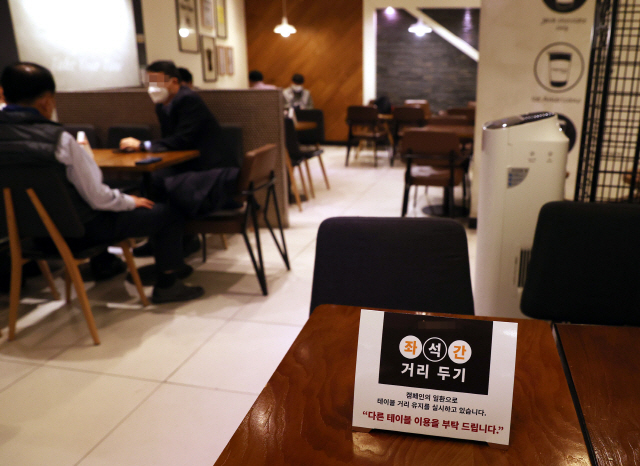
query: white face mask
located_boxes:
[148,85,169,104]
[291,84,303,92]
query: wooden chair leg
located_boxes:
[303,159,315,198]
[65,259,100,345]
[119,240,150,307]
[317,155,330,189]
[36,260,60,300]
[285,155,303,212]
[220,234,228,249]
[356,140,365,159]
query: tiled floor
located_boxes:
[0,146,476,466]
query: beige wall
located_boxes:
[142,0,248,89]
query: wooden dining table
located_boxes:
[556,323,640,466]
[214,305,590,465]
[92,148,200,172]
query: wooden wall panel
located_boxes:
[245,0,363,141]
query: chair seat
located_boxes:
[410,166,465,186]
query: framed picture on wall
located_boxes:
[215,0,228,39]
[218,46,227,76]
[201,35,217,82]
[225,47,234,76]
[201,0,215,29]
[176,0,199,53]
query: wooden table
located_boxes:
[556,324,640,466]
[214,305,590,465]
[93,148,200,172]
[421,124,475,141]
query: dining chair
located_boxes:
[283,118,311,212]
[445,107,476,125]
[345,105,389,167]
[400,129,470,217]
[309,216,475,315]
[521,201,640,326]
[391,106,426,166]
[185,144,289,296]
[404,99,432,120]
[284,117,329,200]
[0,165,149,345]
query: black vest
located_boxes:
[0,109,97,223]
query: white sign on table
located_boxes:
[352,310,518,446]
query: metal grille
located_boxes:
[576,0,640,203]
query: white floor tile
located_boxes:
[77,384,256,466]
[169,320,302,393]
[0,366,157,466]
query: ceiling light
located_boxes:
[274,0,296,37]
[408,19,432,37]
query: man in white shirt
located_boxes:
[0,62,204,303]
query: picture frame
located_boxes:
[217,46,227,76]
[201,35,217,82]
[201,0,215,30]
[225,47,234,76]
[176,0,199,53]
[215,0,228,39]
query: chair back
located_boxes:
[310,217,475,315]
[521,201,640,326]
[446,107,475,123]
[235,144,278,193]
[283,117,304,163]
[401,129,461,168]
[404,99,432,119]
[346,106,379,124]
[63,124,100,148]
[294,109,325,145]
[106,125,153,149]
[393,106,426,124]
[0,165,85,238]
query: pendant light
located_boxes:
[274,0,297,37]
[408,18,432,37]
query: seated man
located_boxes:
[120,60,237,174]
[0,62,204,304]
[120,60,239,256]
[248,70,277,90]
[283,73,314,110]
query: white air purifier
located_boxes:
[475,112,569,319]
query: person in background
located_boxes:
[119,60,238,257]
[178,67,194,89]
[283,73,314,110]
[248,70,277,90]
[0,62,204,303]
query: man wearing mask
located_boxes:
[283,74,314,110]
[0,62,204,303]
[120,60,237,257]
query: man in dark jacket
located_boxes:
[0,62,204,303]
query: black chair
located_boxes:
[284,117,329,200]
[345,106,389,167]
[521,201,640,326]
[309,217,475,315]
[391,106,426,165]
[294,108,325,147]
[400,129,470,218]
[106,125,153,149]
[0,165,149,345]
[63,124,100,148]
[186,144,289,296]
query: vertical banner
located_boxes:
[473,0,596,208]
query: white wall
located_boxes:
[362,0,481,104]
[142,0,248,89]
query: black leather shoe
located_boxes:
[152,280,204,303]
